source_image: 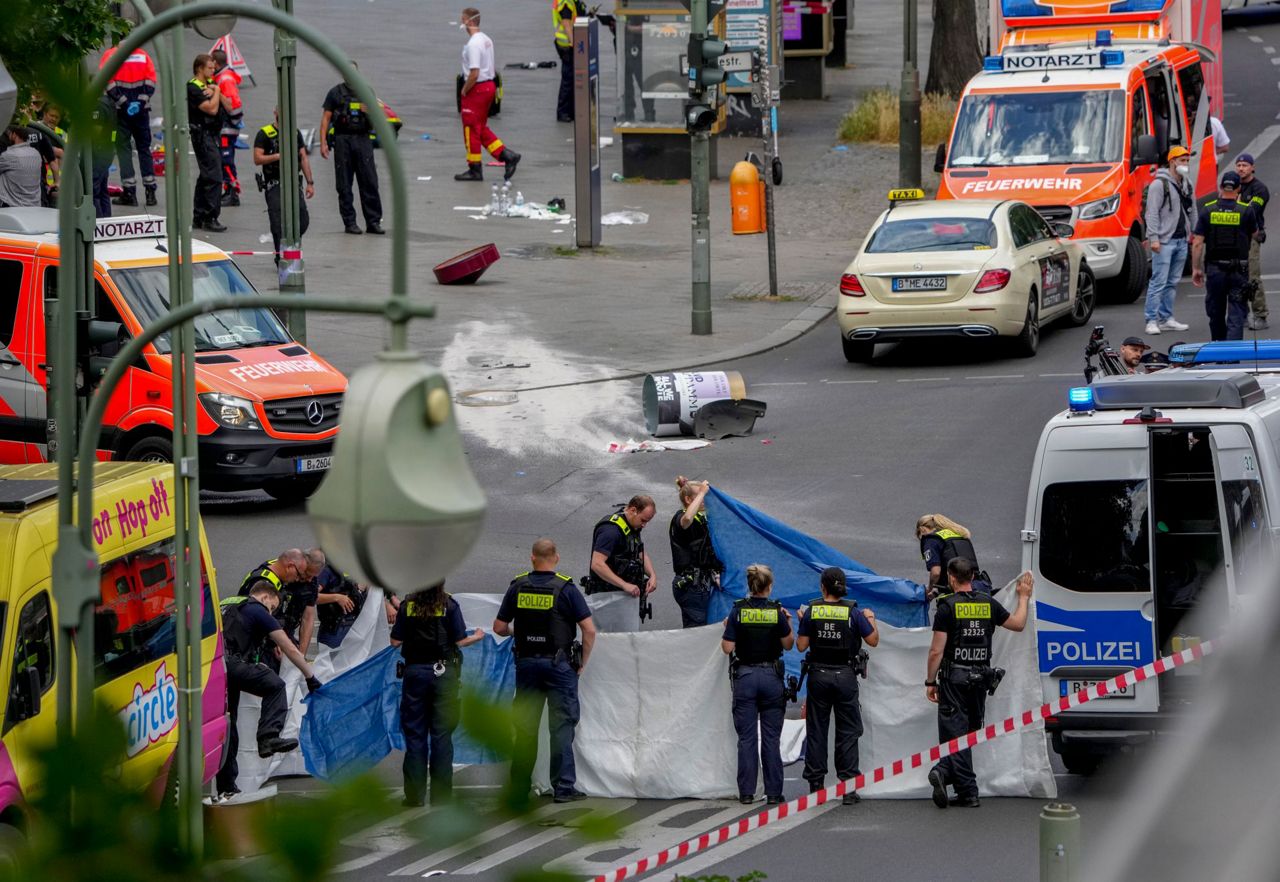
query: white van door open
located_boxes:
[1032,424,1161,715]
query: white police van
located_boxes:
[1023,342,1280,773]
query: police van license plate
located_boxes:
[1059,678,1135,699]
[296,455,332,474]
[892,276,947,291]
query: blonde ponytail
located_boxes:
[745,563,774,596]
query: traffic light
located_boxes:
[687,33,727,93]
[686,101,717,134]
[76,313,124,395]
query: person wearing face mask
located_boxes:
[1235,153,1270,330]
[1143,146,1195,337]
[453,7,521,182]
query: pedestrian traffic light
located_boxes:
[76,313,124,395]
[687,34,727,93]
[686,101,717,134]
[308,354,487,593]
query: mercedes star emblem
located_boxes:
[305,399,325,425]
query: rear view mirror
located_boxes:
[933,143,947,174]
[1051,222,1075,239]
[8,667,41,723]
[1132,134,1159,169]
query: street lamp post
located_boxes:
[899,0,921,188]
[60,0,426,856]
[273,0,306,341]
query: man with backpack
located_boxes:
[1143,146,1195,337]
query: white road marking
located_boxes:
[451,799,637,875]
[964,373,1024,380]
[751,382,809,386]
[649,800,842,879]
[1039,372,1080,378]
[389,800,636,876]
[547,801,754,875]
[1271,56,1280,65]
[896,377,947,382]
[823,379,880,384]
[331,806,435,873]
[1266,46,1276,54]
[1249,34,1264,42]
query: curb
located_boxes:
[485,288,838,395]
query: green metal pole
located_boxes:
[899,0,921,188]
[690,0,712,336]
[273,0,306,341]
[60,0,417,851]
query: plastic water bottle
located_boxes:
[500,182,511,216]
[489,184,499,215]
[514,191,524,209]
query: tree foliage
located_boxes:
[0,0,130,122]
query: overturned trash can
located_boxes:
[642,370,766,440]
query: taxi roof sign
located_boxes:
[93,215,167,242]
[888,188,925,203]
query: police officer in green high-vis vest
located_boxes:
[1193,170,1263,341]
[494,538,597,807]
[796,568,878,804]
[391,581,484,807]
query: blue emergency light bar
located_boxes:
[983,55,1003,71]
[1169,340,1280,365]
[1099,49,1125,67]
[1096,29,1113,47]
[1067,386,1095,412]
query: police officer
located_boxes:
[320,62,384,235]
[253,109,314,265]
[238,548,321,668]
[89,94,117,219]
[721,564,793,805]
[391,580,484,806]
[796,567,878,805]
[669,477,723,628]
[926,560,1032,809]
[188,54,226,232]
[316,564,366,649]
[216,582,322,799]
[1236,153,1271,330]
[1192,170,1263,341]
[493,538,597,806]
[587,494,658,600]
[915,514,986,598]
[552,0,578,122]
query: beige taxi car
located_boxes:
[838,191,1096,362]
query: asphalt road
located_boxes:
[202,7,1280,881]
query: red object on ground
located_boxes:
[433,243,500,285]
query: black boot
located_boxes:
[454,162,483,181]
[112,189,138,206]
[503,149,521,181]
[144,187,157,207]
[221,191,240,207]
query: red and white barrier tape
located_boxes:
[591,639,1214,882]
[226,249,302,259]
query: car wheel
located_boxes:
[262,476,324,504]
[124,435,174,464]
[1011,290,1040,358]
[1067,263,1097,327]
[841,336,874,363]
[1104,235,1147,304]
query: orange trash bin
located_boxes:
[730,160,766,234]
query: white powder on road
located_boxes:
[440,320,640,460]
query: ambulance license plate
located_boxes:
[1059,678,1135,699]
[892,276,947,291]
[295,455,332,474]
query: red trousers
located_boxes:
[461,80,504,163]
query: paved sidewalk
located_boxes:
[123,0,936,391]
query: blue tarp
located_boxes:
[705,488,928,628]
[301,633,518,779]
